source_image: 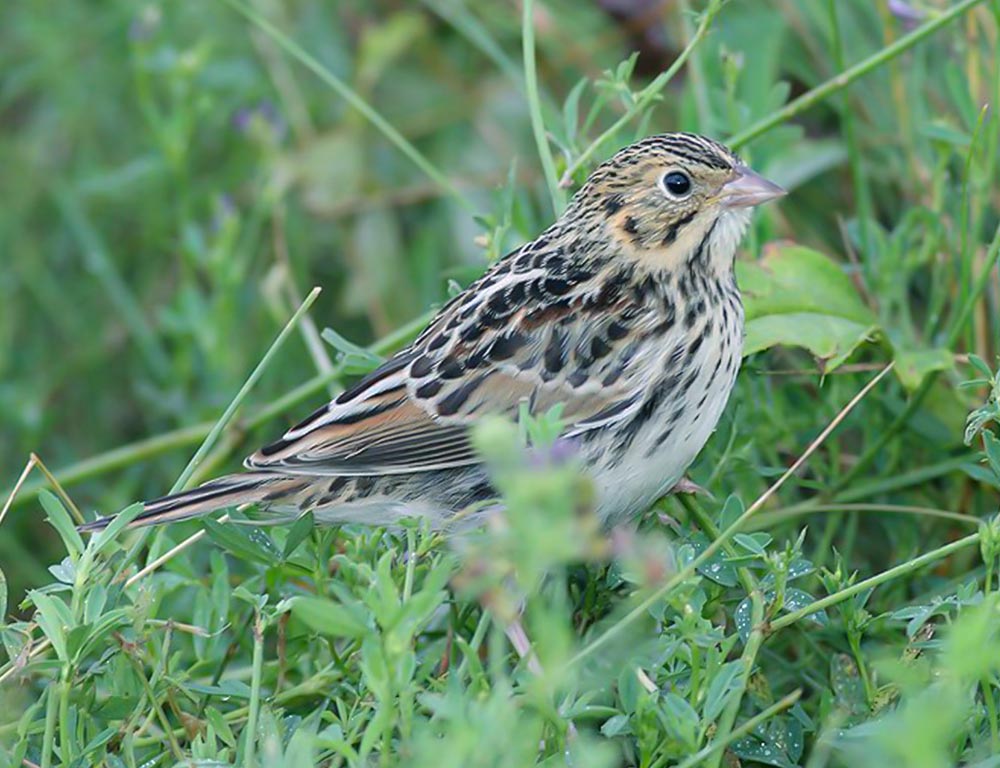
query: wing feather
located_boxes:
[245,253,659,477]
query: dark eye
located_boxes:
[660,171,691,198]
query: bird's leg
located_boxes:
[669,475,713,498]
[503,614,544,676]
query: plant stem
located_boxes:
[40,682,58,768]
[830,223,1000,495]
[522,0,564,213]
[244,611,266,768]
[728,0,988,149]
[703,592,765,768]
[670,689,803,768]
[179,297,324,493]
[768,532,980,633]
[221,0,473,213]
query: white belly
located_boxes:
[591,317,742,524]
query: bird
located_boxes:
[79,133,784,535]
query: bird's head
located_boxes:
[570,133,784,273]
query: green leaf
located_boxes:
[203,519,278,566]
[734,597,753,644]
[563,79,587,142]
[894,347,955,391]
[983,431,1000,480]
[703,660,743,721]
[186,680,254,699]
[90,502,144,555]
[967,353,994,379]
[288,596,370,639]
[29,590,73,661]
[205,706,237,748]
[737,245,877,371]
[283,512,315,559]
[39,491,84,560]
[321,327,384,368]
[734,533,767,556]
[691,533,738,587]
[600,714,630,738]
[720,494,744,529]
[661,692,699,749]
[782,588,828,626]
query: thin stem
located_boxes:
[826,0,873,265]
[750,502,980,530]
[670,690,802,768]
[831,224,1000,495]
[677,0,714,133]
[0,455,37,527]
[221,0,473,213]
[522,0,564,213]
[176,286,321,493]
[768,532,980,633]
[40,683,58,768]
[728,0,988,149]
[703,592,765,768]
[244,611,266,768]
[456,610,492,681]
[126,650,185,760]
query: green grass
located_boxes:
[3,1,1000,766]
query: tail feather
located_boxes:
[78,473,306,533]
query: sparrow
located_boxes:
[80,133,784,534]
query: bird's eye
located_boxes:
[659,170,692,198]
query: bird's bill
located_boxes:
[721,165,786,208]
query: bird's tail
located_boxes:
[77,472,307,532]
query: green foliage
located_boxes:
[739,245,878,373]
[3,0,1000,766]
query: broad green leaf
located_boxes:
[599,714,630,738]
[203,519,278,566]
[737,245,877,371]
[661,692,699,749]
[283,511,315,559]
[734,597,754,644]
[288,595,370,639]
[731,716,803,768]
[690,533,738,587]
[782,588,828,626]
[895,347,954,391]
